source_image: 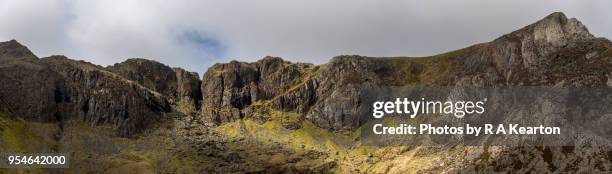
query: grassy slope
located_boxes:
[0,117,53,174]
[382,43,489,86]
[0,115,197,173]
[214,109,459,173]
[0,115,464,173]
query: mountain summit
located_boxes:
[529,12,593,43]
[0,40,36,61]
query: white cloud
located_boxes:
[0,0,72,56]
[0,0,611,75]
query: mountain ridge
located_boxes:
[200,12,611,131]
[1,12,611,134]
[0,12,611,173]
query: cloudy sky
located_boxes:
[0,0,610,75]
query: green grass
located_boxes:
[381,43,489,86]
[0,118,56,173]
[0,117,52,153]
[216,111,352,153]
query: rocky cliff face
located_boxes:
[108,58,202,113]
[0,41,204,136]
[451,12,611,86]
[173,67,202,113]
[200,12,612,132]
[200,57,314,124]
[107,58,180,97]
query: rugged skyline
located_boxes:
[1,0,611,75]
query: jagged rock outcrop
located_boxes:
[200,12,612,131]
[107,58,179,96]
[174,67,202,113]
[451,12,611,86]
[0,39,36,61]
[201,56,313,123]
[276,56,388,130]
[108,58,202,112]
[0,41,172,136]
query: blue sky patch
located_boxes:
[178,30,227,59]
